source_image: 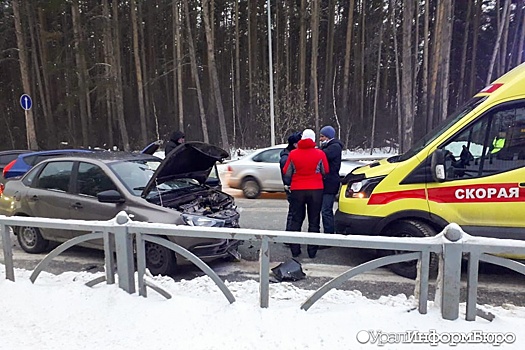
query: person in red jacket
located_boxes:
[283,128,329,258]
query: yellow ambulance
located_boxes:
[335,62,525,278]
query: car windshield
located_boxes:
[109,159,161,196]
[144,178,202,199]
[109,159,203,197]
[396,97,488,162]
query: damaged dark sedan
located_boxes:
[0,142,240,275]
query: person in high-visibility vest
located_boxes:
[491,131,506,154]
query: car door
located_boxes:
[426,101,525,239]
[67,161,123,240]
[24,160,75,241]
[251,148,284,191]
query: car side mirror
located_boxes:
[431,149,446,182]
[97,189,125,204]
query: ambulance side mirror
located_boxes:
[431,149,447,182]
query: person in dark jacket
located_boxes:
[165,130,185,156]
[279,131,302,231]
[319,125,343,235]
[283,129,329,258]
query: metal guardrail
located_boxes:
[1,213,525,321]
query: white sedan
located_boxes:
[226,144,367,199]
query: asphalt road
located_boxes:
[2,183,525,307]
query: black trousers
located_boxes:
[287,189,323,256]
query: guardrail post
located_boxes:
[113,212,135,294]
[1,224,14,281]
[259,236,270,308]
[440,225,463,320]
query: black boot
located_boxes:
[307,245,318,258]
[290,244,301,258]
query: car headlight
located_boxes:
[181,214,225,227]
[344,176,385,199]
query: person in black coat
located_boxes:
[165,130,185,156]
[319,125,343,234]
[279,131,302,231]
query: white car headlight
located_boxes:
[181,214,225,227]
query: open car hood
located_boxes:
[141,141,229,197]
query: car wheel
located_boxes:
[16,226,49,253]
[242,178,261,199]
[145,241,177,276]
[382,220,438,279]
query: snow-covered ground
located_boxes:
[0,266,523,349]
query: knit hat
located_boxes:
[170,130,185,141]
[301,129,316,142]
[287,131,302,145]
[320,125,335,139]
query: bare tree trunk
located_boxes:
[458,0,472,106]
[12,0,38,150]
[202,0,229,151]
[309,0,320,131]
[507,1,522,70]
[130,0,147,145]
[359,1,365,124]
[500,1,510,74]
[138,2,151,127]
[183,0,209,143]
[422,0,429,132]
[299,0,307,103]
[112,0,130,151]
[428,0,445,133]
[37,8,53,130]
[234,0,243,146]
[440,0,453,121]
[370,20,384,154]
[487,0,510,85]
[247,0,254,125]
[469,0,481,96]
[342,0,355,126]
[71,0,89,147]
[102,0,114,148]
[323,0,335,117]
[173,1,184,134]
[27,2,54,146]
[518,4,525,66]
[391,0,403,150]
[401,0,414,151]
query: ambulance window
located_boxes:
[441,102,525,180]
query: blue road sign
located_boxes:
[20,94,32,111]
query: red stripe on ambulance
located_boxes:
[368,189,426,205]
[368,184,524,205]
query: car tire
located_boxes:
[382,220,438,279]
[241,178,261,199]
[16,226,49,253]
[145,241,177,276]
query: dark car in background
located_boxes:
[0,142,240,275]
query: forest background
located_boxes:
[1,0,524,154]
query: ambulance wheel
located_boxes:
[383,220,438,279]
